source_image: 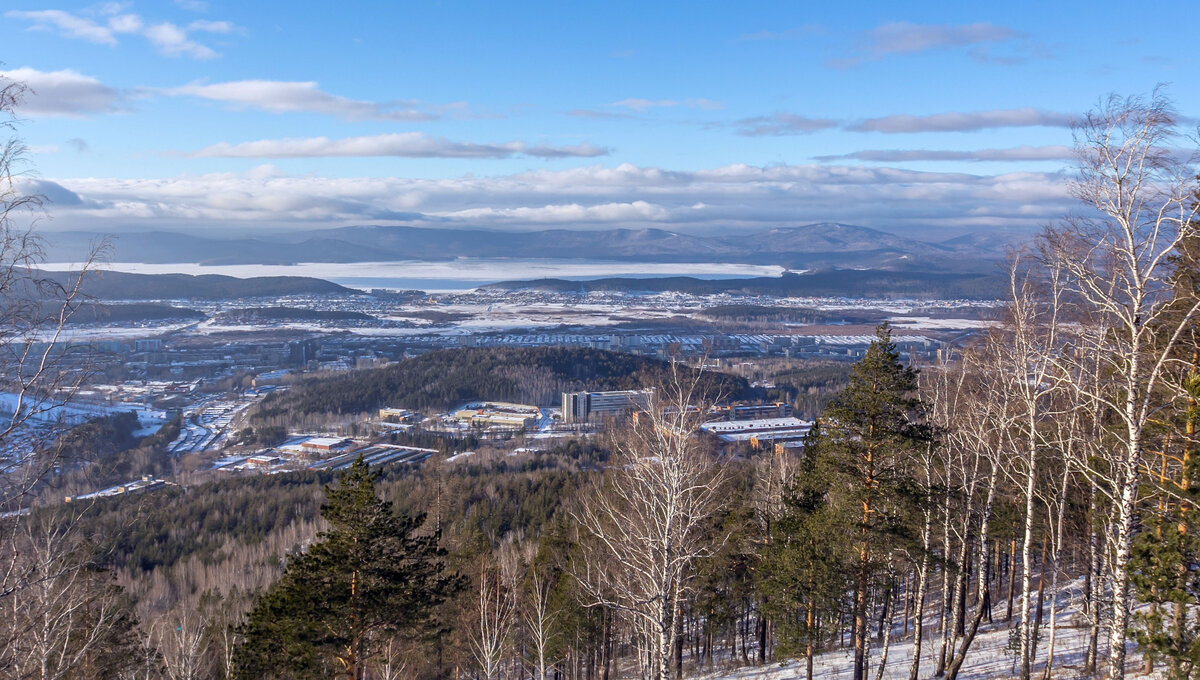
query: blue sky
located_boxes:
[1,0,1196,238]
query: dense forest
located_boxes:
[66,302,207,324]
[250,347,753,422]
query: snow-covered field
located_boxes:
[887,316,997,331]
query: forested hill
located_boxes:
[65,302,206,324]
[39,269,358,300]
[251,347,751,420]
[487,269,1007,300]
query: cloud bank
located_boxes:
[815,145,1074,162]
[190,133,610,159]
[829,21,1031,68]
[26,162,1073,235]
[847,107,1077,133]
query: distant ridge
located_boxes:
[44,223,1012,271]
[39,269,358,300]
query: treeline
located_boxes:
[698,304,877,325]
[214,306,375,322]
[251,347,751,420]
[771,361,851,418]
[67,302,206,324]
[38,269,357,300]
[488,269,1007,300]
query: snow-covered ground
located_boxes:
[887,316,997,331]
[695,614,1155,680]
[0,391,168,429]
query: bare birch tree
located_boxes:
[1,518,137,680]
[572,367,727,680]
[471,565,515,680]
[990,254,1067,680]
[1042,90,1200,679]
[522,564,558,680]
[940,337,1010,680]
[153,607,210,680]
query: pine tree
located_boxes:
[233,458,463,680]
[817,323,930,680]
[1131,511,1200,679]
[761,422,854,680]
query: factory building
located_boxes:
[560,389,653,423]
[700,417,813,449]
[453,402,541,430]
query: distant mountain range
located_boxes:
[43,223,1026,272]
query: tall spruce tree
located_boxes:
[817,323,929,680]
[233,459,462,680]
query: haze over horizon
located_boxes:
[2,1,1197,240]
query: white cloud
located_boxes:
[735,113,839,136]
[830,21,1030,68]
[847,108,1077,133]
[610,98,723,111]
[143,22,217,59]
[737,25,826,41]
[190,133,609,159]
[107,14,143,34]
[34,161,1075,235]
[866,22,1020,55]
[166,80,436,121]
[568,109,638,120]
[5,7,237,59]
[815,145,1075,162]
[5,9,117,45]
[0,67,122,117]
[188,19,234,33]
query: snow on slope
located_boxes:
[696,602,1159,680]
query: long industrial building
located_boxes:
[700,417,813,449]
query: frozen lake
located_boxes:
[44,259,788,292]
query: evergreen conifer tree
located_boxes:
[816,323,930,680]
[234,458,462,680]
[1131,511,1200,679]
[761,422,854,680]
